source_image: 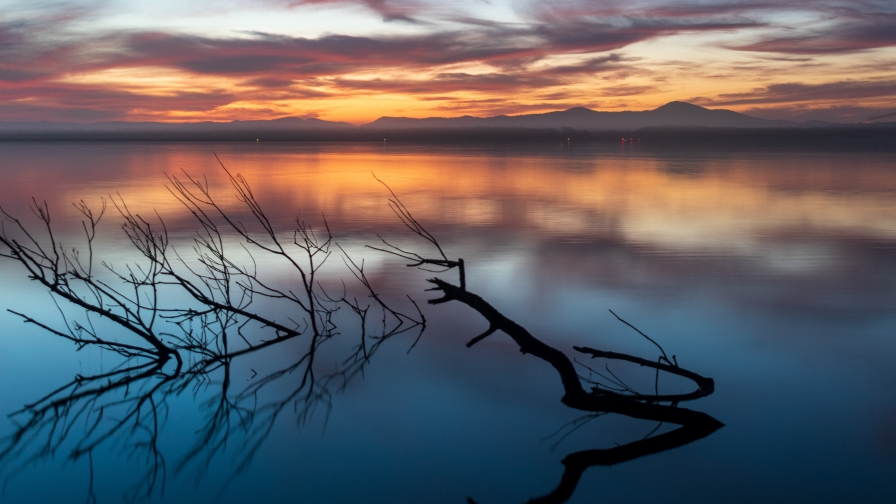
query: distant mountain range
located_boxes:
[0,102,848,135]
[365,102,835,130]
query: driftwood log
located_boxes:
[373,176,723,504]
[426,277,721,428]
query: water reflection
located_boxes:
[0,162,723,504]
[4,144,896,243]
[1,348,407,502]
[1,337,721,504]
[526,421,721,504]
[0,164,424,502]
[1,143,895,503]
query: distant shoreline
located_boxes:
[0,125,893,148]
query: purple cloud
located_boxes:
[692,80,896,106]
[2,0,894,121]
[284,0,426,23]
[733,17,896,54]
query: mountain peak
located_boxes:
[653,101,708,113]
[563,106,595,114]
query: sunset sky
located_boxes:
[2,0,895,124]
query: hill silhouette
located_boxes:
[4,102,892,146]
[0,102,833,136]
[364,101,804,130]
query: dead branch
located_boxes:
[424,277,720,426]
[369,178,724,504]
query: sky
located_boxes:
[1,0,895,124]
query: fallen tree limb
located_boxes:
[426,277,722,428]
[573,346,715,402]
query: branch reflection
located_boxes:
[0,164,424,501]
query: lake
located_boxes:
[0,141,895,503]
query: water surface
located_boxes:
[0,142,894,503]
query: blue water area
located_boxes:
[0,142,894,503]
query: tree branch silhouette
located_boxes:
[372,178,723,504]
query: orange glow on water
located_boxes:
[23,146,893,258]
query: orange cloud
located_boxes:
[1,1,895,123]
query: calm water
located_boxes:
[0,142,895,503]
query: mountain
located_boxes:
[0,102,846,140]
[363,102,803,130]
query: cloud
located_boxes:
[105,11,761,80]
[597,84,657,96]
[0,6,115,86]
[2,1,774,85]
[519,0,767,26]
[0,83,236,121]
[532,54,630,75]
[519,4,765,57]
[106,30,542,79]
[720,1,896,54]
[0,102,125,122]
[732,17,896,54]
[523,0,896,56]
[868,110,896,121]
[3,0,896,121]
[332,71,561,93]
[429,98,582,116]
[283,0,427,23]
[688,78,896,122]
[691,80,896,107]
